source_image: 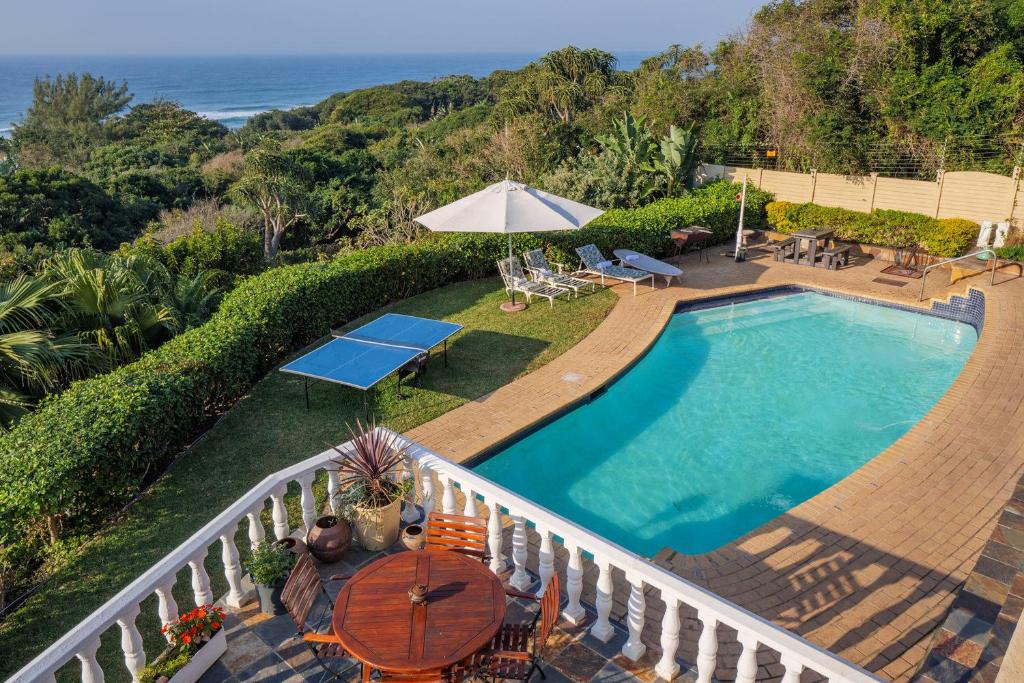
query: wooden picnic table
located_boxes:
[791,227,835,266]
[332,549,506,675]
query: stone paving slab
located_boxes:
[404,250,1024,681]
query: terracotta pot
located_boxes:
[272,537,307,557]
[401,524,425,551]
[352,497,402,551]
[306,515,352,563]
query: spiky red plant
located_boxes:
[333,419,407,508]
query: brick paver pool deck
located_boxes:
[404,249,1024,682]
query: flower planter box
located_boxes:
[164,629,226,683]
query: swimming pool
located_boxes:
[473,290,977,556]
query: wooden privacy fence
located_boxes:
[700,164,1024,226]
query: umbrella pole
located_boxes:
[501,233,526,313]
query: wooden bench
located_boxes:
[768,237,797,262]
[820,244,852,270]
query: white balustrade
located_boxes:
[246,505,266,550]
[221,525,247,608]
[154,580,179,642]
[562,544,586,624]
[298,473,318,535]
[188,555,213,606]
[269,485,290,540]
[621,572,647,661]
[327,469,342,516]
[400,454,419,523]
[696,611,719,683]
[116,605,145,682]
[509,514,531,591]
[656,597,681,681]
[462,486,477,517]
[11,429,879,683]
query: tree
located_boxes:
[594,112,660,205]
[230,144,310,260]
[10,73,132,168]
[0,277,91,428]
[646,123,699,197]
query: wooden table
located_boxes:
[791,227,835,266]
[332,550,506,674]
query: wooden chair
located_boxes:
[472,573,561,682]
[281,553,354,681]
[424,512,489,562]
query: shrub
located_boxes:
[996,244,1024,261]
[0,181,762,593]
[764,201,978,258]
[245,541,294,586]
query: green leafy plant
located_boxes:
[245,540,294,586]
[645,123,698,198]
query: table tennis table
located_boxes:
[280,313,463,416]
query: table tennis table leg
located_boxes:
[304,377,309,410]
[443,339,448,368]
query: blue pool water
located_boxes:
[474,291,977,556]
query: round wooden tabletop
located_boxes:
[332,550,506,673]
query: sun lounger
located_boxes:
[497,256,568,308]
[574,244,655,296]
[522,249,596,297]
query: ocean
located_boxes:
[0,52,652,134]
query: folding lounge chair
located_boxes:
[496,257,568,308]
[574,244,655,296]
[522,249,596,298]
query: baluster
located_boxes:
[327,469,341,515]
[536,527,554,597]
[441,475,457,514]
[655,596,681,681]
[270,484,290,540]
[780,653,803,683]
[246,504,266,550]
[40,675,57,683]
[298,474,317,535]
[462,487,477,517]
[77,637,104,683]
[400,454,419,523]
[221,524,247,608]
[116,605,145,682]
[421,463,436,514]
[487,500,506,574]
[736,632,759,683]
[621,572,647,660]
[590,560,615,642]
[155,579,179,642]
[562,544,585,624]
[188,554,214,605]
[695,611,718,683]
[509,514,531,591]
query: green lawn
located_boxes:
[0,277,615,681]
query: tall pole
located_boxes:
[734,176,748,262]
[508,233,516,306]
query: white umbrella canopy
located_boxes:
[414,179,604,310]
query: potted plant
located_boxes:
[246,539,295,615]
[333,420,412,551]
[138,605,227,683]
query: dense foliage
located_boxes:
[766,201,978,257]
[0,181,760,605]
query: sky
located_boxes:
[0,0,765,55]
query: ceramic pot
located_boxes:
[273,537,307,557]
[256,581,286,616]
[352,497,402,551]
[306,515,351,563]
[401,524,425,551]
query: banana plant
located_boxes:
[645,123,698,198]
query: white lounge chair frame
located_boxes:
[574,244,655,297]
[496,257,568,308]
[522,249,596,298]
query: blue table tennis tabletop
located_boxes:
[280,314,462,390]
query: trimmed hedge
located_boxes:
[766,201,978,258]
[0,181,765,595]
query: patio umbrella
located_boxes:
[414,179,604,311]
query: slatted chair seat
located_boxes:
[523,249,596,298]
[472,573,561,682]
[497,257,569,308]
[281,553,356,681]
[424,512,489,561]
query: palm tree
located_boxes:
[0,277,92,428]
[537,46,617,123]
[43,249,176,368]
[164,271,222,331]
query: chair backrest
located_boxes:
[523,249,550,273]
[424,511,488,559]
[281,553,325,632]
[380,672,448,683]
[575,244,605,269]
[536,571,561,648]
